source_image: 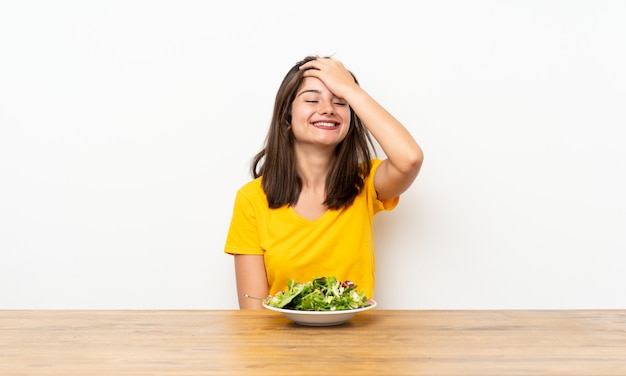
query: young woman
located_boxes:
[224,56,423,309]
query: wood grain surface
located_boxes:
[1,310,624,375]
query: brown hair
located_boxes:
[251,56,375,209]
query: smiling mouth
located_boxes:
[312,121,339,128]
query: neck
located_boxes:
[295,148,333,189]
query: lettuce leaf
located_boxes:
[264,276,370,311]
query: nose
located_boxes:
[318,99,335,115]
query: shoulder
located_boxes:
[235,177,267,204]
[366,158,399,211]
[238,177,262,192]
[370,158,383,171]
[236,177,264,197]
[367,158,384,177]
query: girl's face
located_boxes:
[289,77,351,149]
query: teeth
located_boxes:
[314,122,336,127]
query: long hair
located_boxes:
[251,56,376,209]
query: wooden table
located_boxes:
[1,310,625,375]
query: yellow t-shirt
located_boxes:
[224,159,398,298]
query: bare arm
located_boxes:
[234,254,268,309]
[349,89,423,200]
[300,58,423,200]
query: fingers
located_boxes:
[299,57,343,73]
[299,57,356,96]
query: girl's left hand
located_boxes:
[299,58,360,100]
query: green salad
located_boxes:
[263,276,371,311]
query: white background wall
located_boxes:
[1,1,624,310]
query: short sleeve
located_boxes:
[369,159,399,213]
[224,185,264,255]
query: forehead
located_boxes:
[297,77,333,95]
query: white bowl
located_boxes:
[262,300,377,326]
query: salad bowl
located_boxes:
[262,300,376,326]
